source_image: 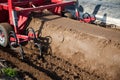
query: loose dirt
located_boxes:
[0,45,104,80]
[0,12,120,80]
[27,13,120,80]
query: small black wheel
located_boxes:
[0,23,13,47]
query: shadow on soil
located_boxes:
[0,12,63,80]
[0,46,62,80]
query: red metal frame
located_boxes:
[0,0,75,44]
[75,9,96,23]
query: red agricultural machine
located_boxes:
[75,0,96,23]
[0,0,75,59]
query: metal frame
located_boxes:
[75,0,96,23]
[0,0,75,44]
[0,0,74,59]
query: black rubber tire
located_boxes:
[0,23,13,47]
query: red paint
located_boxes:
[0,0,75,44]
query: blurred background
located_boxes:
[65,0,120,28]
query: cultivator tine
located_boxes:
[34,43,42,56]
[26,27,42,57]
[18,44,24,60]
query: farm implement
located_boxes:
[0,0,75,59]
[75,0,96,23]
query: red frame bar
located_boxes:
[18,1,74,12]
[10,34,30,43]
[0,0,75,44]
[13,0,42,6]
[8,0,13,24]
[0,3,22,11]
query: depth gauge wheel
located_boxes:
[0,23,13,47]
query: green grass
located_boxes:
[1,67,17,77]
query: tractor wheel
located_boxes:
[0,23,13,47]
